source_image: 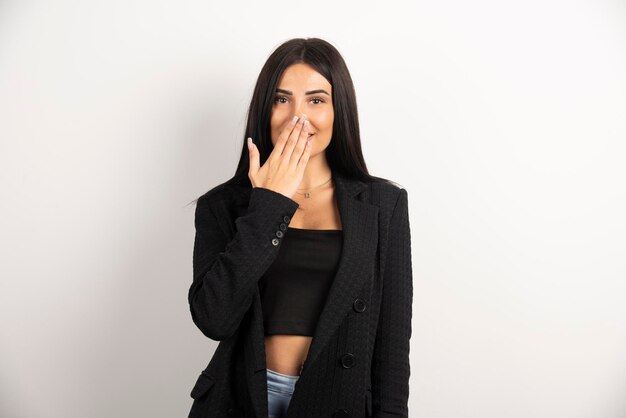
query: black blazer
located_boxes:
[187,171,413,418]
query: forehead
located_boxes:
[278,63,332,91]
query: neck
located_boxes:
[298,153,333,189]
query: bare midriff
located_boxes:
[264,335,312,376]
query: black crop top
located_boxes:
[259,227,343,337]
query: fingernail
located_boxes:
[291,116,298,124]
[247,137,252,149]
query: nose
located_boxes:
[287,113,307,128]
[291,102,307,120]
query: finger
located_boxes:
[282,114,306,163]
[248,137,259,177]
[297,136,313,171]
[290,119,310,167]
[271,115,299,162]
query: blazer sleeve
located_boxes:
[371,188,413,417]
[188,186,299,341]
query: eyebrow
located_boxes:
[275,88,330,96]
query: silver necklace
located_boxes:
[295,177,332,199]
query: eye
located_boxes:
[273,96,326,105]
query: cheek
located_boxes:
[270,114,280,131]
[315,110,334,131]
[326,108,335,127]
[270,114,282,132]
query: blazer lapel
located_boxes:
[299,171,379,377]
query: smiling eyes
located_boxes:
[273,95,326,105]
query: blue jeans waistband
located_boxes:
[267,368,299,394]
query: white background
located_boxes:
[1,1,625,417]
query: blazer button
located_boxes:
[353,298,366,313]
[276,230,284,238]
[279,223,287,231]
[332,409,350,418]
[340,353,356,369]
[271,238,280,246]
[283,215,291,223]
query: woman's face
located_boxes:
[270,63,334,156]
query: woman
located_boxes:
[188,37,412,418]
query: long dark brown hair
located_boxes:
[191,37,395,205]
